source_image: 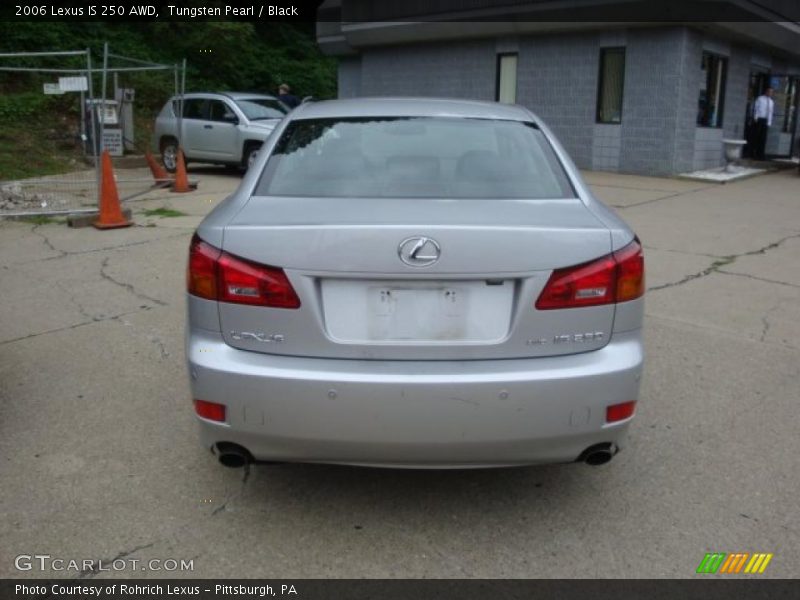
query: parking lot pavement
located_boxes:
[1,167,798,579]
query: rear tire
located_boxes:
[243,142,262,171]
[160,138,179,173]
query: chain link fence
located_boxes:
[101,47,184,204]
[0,50,98,215]
[0,47,183,217]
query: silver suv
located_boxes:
[153,92,289,172]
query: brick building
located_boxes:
[316,1,800,176]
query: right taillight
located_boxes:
[613,238,645,302]
[187,234,301,309]
[536,238,644,310]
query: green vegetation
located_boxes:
[142,207,187,218]
[0,21,336,99]
[0,116,85,179]
[0,20,336,180]
[0,92,56,120]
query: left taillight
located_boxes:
[187,235,221,300]
[535,238,645,310]
[217,251,301,308]
[187,234,300,309]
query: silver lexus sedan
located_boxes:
[186,98,644,469]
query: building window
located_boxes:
[596,47,625,124]
[697,52,727,128]
[496,53,518,104]
[782,77,797,134]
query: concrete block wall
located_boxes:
[334,26,799,174]
[592,125,622,171]
[669,29,702,174]
[515,32,600,169]
[336,27,699,175]
[357,39,496,101]
[337,56,363,98]
[618,27,689,176]
[684,34,751,172]
[693,127,724,170]
[723,46,750,142]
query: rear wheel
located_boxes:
[243,142,262,171]
[160,138,179,173]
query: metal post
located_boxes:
[80,88,86,154]
[179,58,187,148]
[174,64,180,149]
[0,65,174,73]
[100,42,108,153]
[0,50,87,57]
[86,48,101,209]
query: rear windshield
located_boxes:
[236,98,288,120]
[255,117,575,199]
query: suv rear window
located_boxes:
[236,98,288,120]
[255,117,575,199]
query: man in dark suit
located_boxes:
[751,87,775,160]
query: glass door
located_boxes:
[765,75,798,158]
[743,71,768,158]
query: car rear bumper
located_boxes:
[187,329,643,468]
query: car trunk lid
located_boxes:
[217,196,615,360]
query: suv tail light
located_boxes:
[536,239,644,310]
[187,235,301,308]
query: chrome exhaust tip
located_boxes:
[213,442,253,468]
[578,443,618,466]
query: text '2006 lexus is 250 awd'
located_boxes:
[186,98,645,469]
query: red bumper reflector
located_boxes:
[606,400,637,423]
[194,399,226,422]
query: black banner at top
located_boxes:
[1,0,800,22]
[0,1,324,22]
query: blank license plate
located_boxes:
[322,280,513,343]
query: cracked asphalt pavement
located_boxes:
[1,167,798,579]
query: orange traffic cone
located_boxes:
[145,151,171,182]
[171,148,194,193]
[93,150,133,230]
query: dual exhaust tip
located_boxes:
[578,443,618,466]
[214,442,252,468]
[213,442,619,468]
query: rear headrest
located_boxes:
[323,138,363,156]
[456,150,514,181]
[305,140,368,179]
[386,155,441,180]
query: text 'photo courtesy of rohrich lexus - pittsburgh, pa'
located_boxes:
[186,97,645,470]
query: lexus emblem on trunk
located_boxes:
[398,236,441,267]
